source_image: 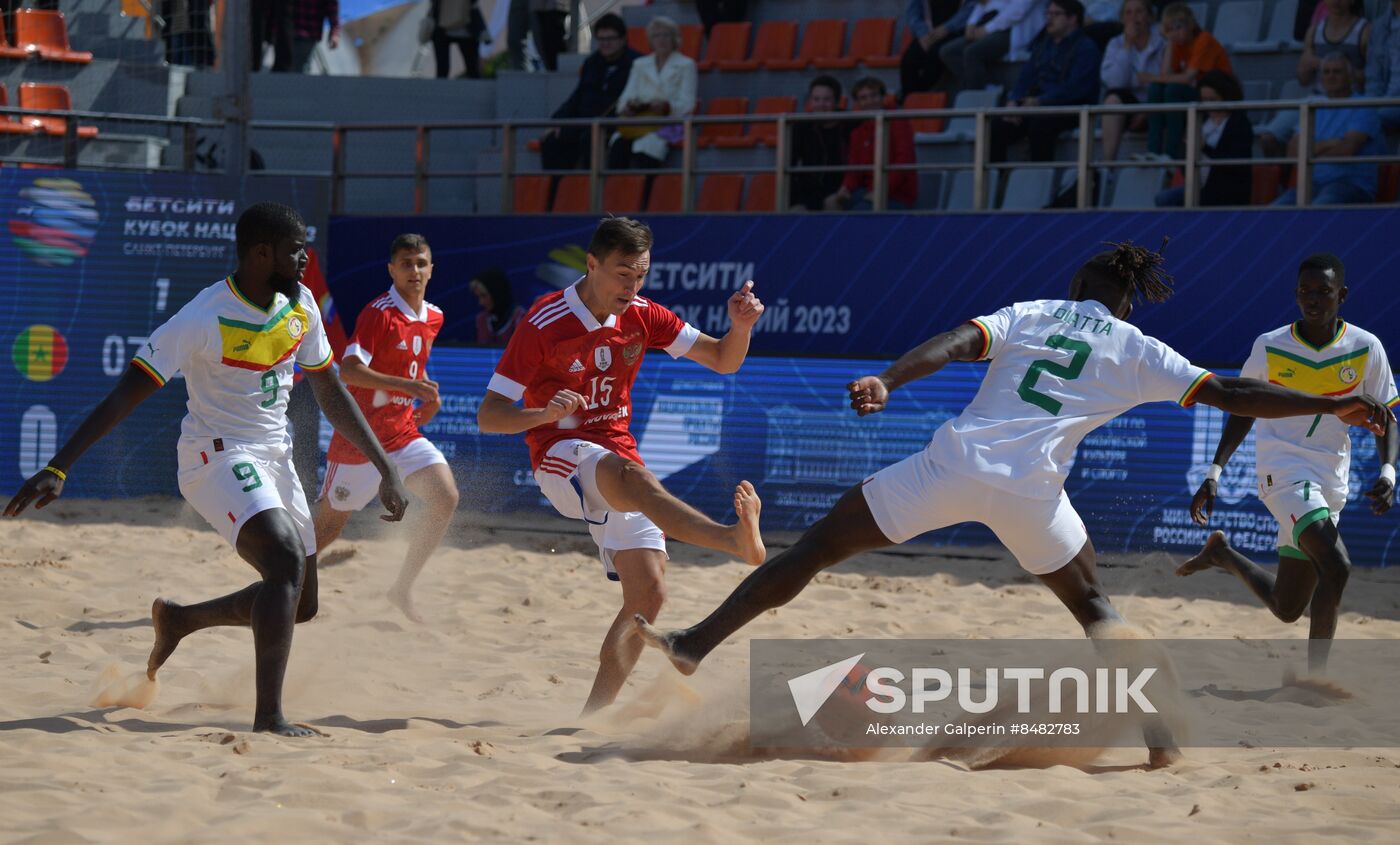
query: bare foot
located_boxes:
[1176,530,1229,577]
[146,598,186,681]
[732,481,765,566]
[1148,745,1184,769]
[387,585,424,624]
[634,614,699,676]
[253,714,319,737]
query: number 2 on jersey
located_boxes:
[1017,334,1092,415]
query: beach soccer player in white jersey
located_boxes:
[3,203,408,737]
[477,216,766,714]
[1181,253,1399,672]
[313,233,458,624]
[636,240,1392,765]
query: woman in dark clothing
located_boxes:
[1155,70,1253,207]
[472,268,526,346]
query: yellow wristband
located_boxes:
[42,466,67,482]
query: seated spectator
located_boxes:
[1155,71,1253,206]
[827,78,918,210]
[1099,0,1167,162]
[900,1,969,97]
[288,0,341,73]
[538,13,638,172]
[1364,0,1400,131]
[160,0,217,68]
[1260,0,1369,158]
[1141,2,1232,159]
[696,0,748,37]
[472,269,526,346]
[790,76,851,212]
[990,0,1102,163]
[608,16,697,170]
[940,0,1050,92]
[1275,52,1386,205]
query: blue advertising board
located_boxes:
[327,209,1400,365]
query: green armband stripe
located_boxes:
[131,357,166,386]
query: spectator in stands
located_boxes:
[532,0,569,72]
[1275,52,1386,205]
[790,76,851,211]
[608,16,697,170]
[426,0,486,79]
[1365,0,1400,131]
[538,13,637,171]
[1154,70,1252,206]
[989,0,1101,164]
[1260,0,1369,158]
[940,0,1050,92]
[826,77,918,210]
[253,0,294,71]
[472,269,526,346]
[290,0,341,73]
[696,1,748,38]
[160,1,217,68]
[1140,2,1232,159]
[899,1,965,97]
[1099,0,1167,162]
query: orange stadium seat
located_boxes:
[698,21,750,71]
[646,173,683,212]
[768,20,845,70]
[552,175,591,213]
[680,24,703,60]
[697,174,744,212]
[512,175,551,213]
[1378,164,1400,204]
[1251,165,1281,205]
[900,91,948,134]
[818,18,894,70]
[627,25,648,54]
[744,173,777,212]
[602,175,646,212]
[0,85,31,134]
[712,95,795,149]
[718,20,796,71]
[863,24,908,68]
[18,83,98,138]
[0,17,31,59]
[14,9,92,63]
[696,96,749,148]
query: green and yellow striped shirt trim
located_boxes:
[131,356,166,386]
[968,318,993,360]
[1179,371,1214,407]
[302,350,334,372]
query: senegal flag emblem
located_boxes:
[11,324,69,382]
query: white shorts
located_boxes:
[1260,479,1344,559]
[861,448,1088,576]
[320,437,448,512]
[533,439,667,581]
[177,439,316,555]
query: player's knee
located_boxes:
[437,482,460,513]
[1317,554,1350,593]
[1276,601,1306,624]
[618,460,659,493]
[626,576,666,621]
[262,543,306,589]
[295,590,319,623]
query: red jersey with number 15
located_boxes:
[488,281,700,469]
[326,286,444,464]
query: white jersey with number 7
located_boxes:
[924,299,1214,501]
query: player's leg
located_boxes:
[1177,530,1318,621]
[311,496,353,551]
[638,481,895,675]
[590,452,764,565]
[1295,518,1351,673]
[312,459,380,564]
[390,457,459,623]
[583,547,667,714]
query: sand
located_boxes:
[4,496,1400,844]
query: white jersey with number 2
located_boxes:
[924,299,1213,500]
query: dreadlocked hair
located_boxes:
[1097,238,1174,304]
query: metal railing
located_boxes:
[0,106,222,171]
[310,96,1400,215]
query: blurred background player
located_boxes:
[314,234,458,624]
[1182,253,1399,672]
[4,203,408,736]
[638,241,1392,767]
[477,216,766,714]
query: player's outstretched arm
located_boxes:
[1194,376,1393,434]
[305,367,408,522]
[1190,413,1255,525]
[847,323,986,416]
[477,389,585,435]
[4,365,160,517]
[683,281,764,375]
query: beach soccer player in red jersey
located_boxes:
[314,234,459,623]
[477,216,767,713]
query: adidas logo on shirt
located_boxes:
[396,340,409,350]
[569,359,585,373]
